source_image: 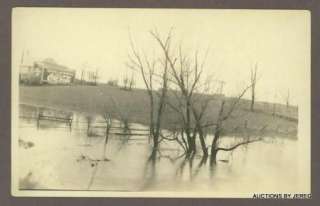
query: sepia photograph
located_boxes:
[11,8,310,198]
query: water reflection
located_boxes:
[140,151,157,190]
[17,104,301,193]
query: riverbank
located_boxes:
[19,85,298,138]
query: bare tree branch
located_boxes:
[221,83,253,121]
[216,137,262,152]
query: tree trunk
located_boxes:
[250,85,255,112]
[250,98,254,111]
[149,95,154,144]
[210,148,218,166]
[250,65,257,112]
[153,135,159,151]
[185,100,195,154]
[103,123,111,159]
[191,132,197,153]
[210,128,221,165]
[197,124,208,157]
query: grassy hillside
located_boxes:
[19,85,298,138]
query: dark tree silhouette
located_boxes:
[127,30,170,152]
[250,63,258,111]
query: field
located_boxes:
[19,85,298,138]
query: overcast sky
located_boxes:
[12,8,310,105]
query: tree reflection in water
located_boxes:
[140,148,223,190]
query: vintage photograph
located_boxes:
[12,8,310,197]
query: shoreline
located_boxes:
[18,85,298,139]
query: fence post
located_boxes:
[87,117,91,136]
[37,113,41,129]
[103,117,111,160]
[68,116,73,132]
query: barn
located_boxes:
[20,58,76,85]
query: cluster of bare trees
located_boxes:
[106,75,135,90]
[79,69,99,86]
[121,73,136,91]
[127,29,263,164]
[127,30,170,157]
[106,78,119,87]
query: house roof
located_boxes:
[35,58,75,73]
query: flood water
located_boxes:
[16,104,307,195]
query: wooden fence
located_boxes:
[34,112,151,138]
[36,113,73,131]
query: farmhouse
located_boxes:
[20,58,76,85]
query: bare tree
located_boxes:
[94,68,99,86]
[80,70,84,85]
[209,83,262,165]
[129,29,263,164]
[162,87,215,157]
[106,78,119,87]
[129,73,136,90]
[286,89,290,108]
[121,73,135,91]
[190,96,213,157]
[250,63,258,111]
[189,77,219,157]
[151,30,211,155]
[126,30,170,153]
